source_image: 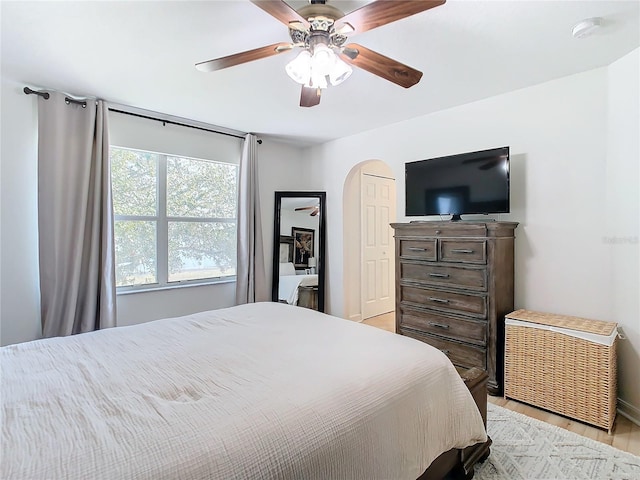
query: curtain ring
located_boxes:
[65,97,87,108]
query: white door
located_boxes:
[361,173,395,320]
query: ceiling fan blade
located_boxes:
[295,206,315,211]
[339,0,445,35]
[250,0,309,28]
[339,43,423,88]
[300,86,321,107]
[195,42,292,72]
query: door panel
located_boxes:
[361,174,395,319]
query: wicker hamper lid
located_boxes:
[506,309,617,336]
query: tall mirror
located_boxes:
[272,191,326,312]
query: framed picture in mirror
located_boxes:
[292,227,314,268]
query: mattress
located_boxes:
[1,302,486,479]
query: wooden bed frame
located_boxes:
[418,367,492,480]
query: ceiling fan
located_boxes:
[295,205,320,216]
[196,0,446,107]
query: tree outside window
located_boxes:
[111,147,238,289]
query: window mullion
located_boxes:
[166,217,236,223]
[115,214,158,222]
[157,154,169,285]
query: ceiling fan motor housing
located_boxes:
[301,4,349,47]
[298,4,344,24]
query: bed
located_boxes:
[1,302,488,479]
[278,262,318,305]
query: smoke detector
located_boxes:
[572,17,603,38]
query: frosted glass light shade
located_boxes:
[285,51,312,85]
[312,44,336,76]
[306,72,327,89]
[285,47,352,89]
[329,58,352,86]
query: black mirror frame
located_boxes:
[272,191,326,312]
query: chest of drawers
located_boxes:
[391,221,518,395]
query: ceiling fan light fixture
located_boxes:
[329,57,352,86]
[311,43,336,76]
[285,50,312,84]
[306,71,328,89]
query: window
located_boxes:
[111,147,238,289]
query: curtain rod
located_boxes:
[24,86,87,107]
[108,108,248,141]
[23,86,255,142]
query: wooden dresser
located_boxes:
[391,221,518,395]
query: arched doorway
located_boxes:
[342,160,397,322]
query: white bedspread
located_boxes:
[278,273,318,304]
[1,302,486,480]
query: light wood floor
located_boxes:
[362,312,640,456]
[362,311,395,332]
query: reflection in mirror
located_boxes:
[272,192,326,312]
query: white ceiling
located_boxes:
[2,1,638,146]
[281,197,320,210]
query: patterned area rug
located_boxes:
[475,403,640,480]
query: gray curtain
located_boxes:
[235,134,267,304]
[37,92,116,337]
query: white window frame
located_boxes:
[112,147,238,293]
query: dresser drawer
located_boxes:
[440,240,487,264]
[400,285,487,318]
[400,328,487,370]
[400,306,487,345]
[400,262,487,291]
[399,239,437,261]
[394,224,487,238]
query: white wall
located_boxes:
[0,78,307,341]
[309,67,610,317]
[308,61,639,413]
[606,48,640,419]
[256,140,311,291]
[0,79,42,345]
[115,282,236,327]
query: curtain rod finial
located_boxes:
[23,86,50,99]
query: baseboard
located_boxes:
[618,398,640,426]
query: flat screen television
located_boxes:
[405,146,510,220]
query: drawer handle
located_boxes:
[451,248,474,254]
[428,273,450,278]
[428,297,450,304]
[408,247,428,252]
[439,349,450,355]
[428,321,450,329]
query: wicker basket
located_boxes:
[504,309,618,433]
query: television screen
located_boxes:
[405,147,510,218]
